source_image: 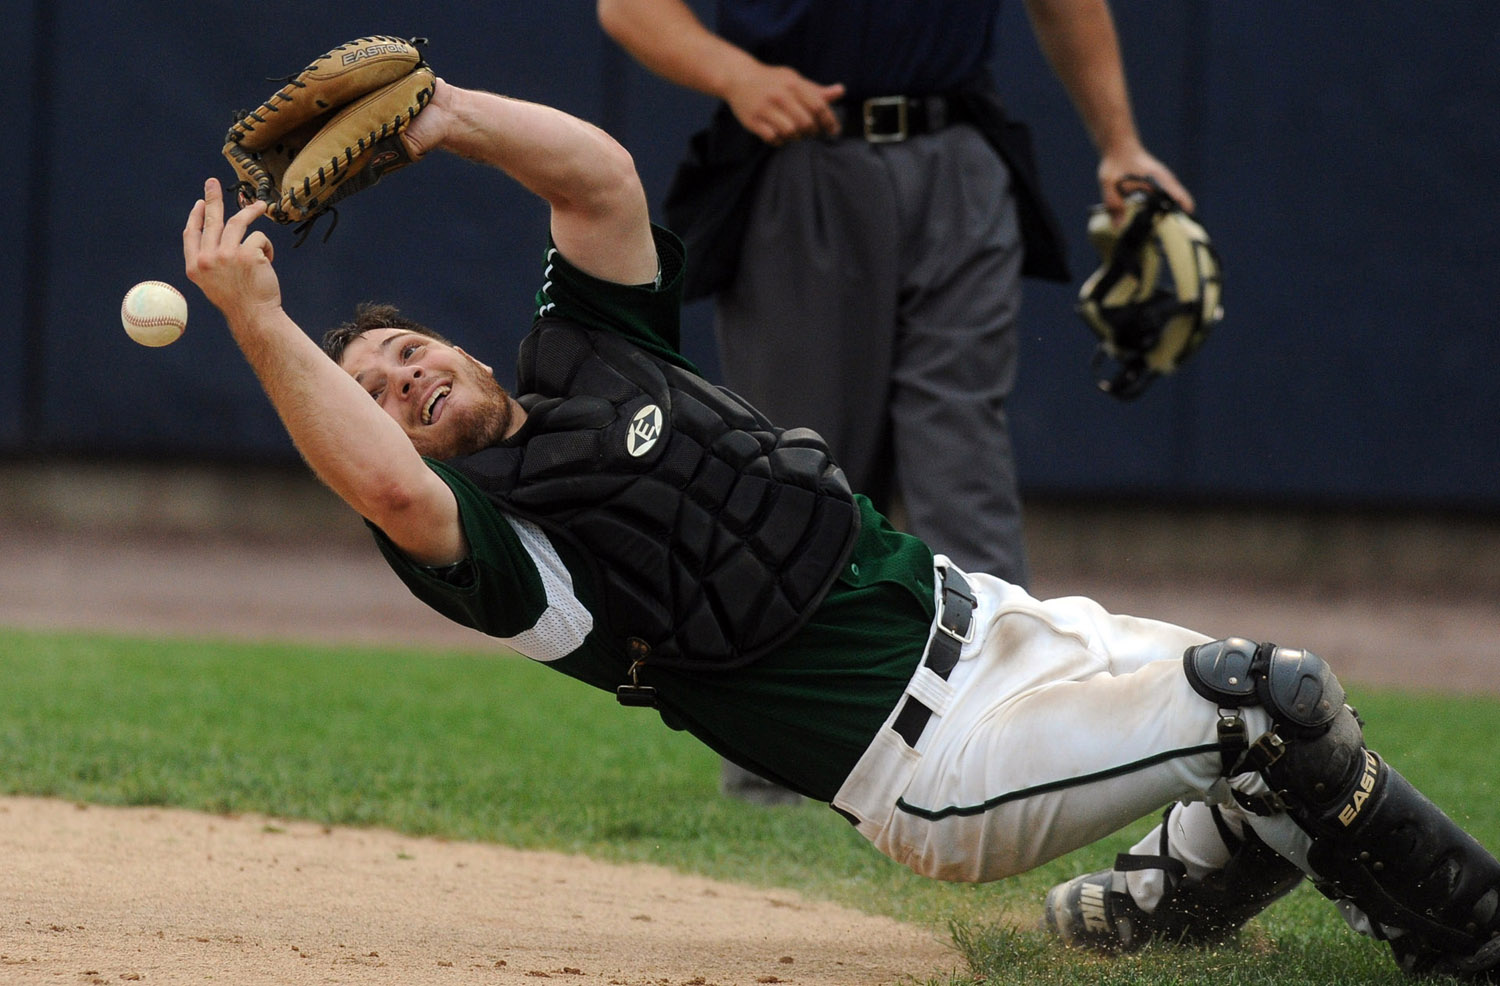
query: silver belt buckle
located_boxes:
[937,567,976,644]
[862,95,909,143]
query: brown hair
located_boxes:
[320,302,455,364]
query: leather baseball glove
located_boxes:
[1077,176,1223,400]
[222,36,435,239]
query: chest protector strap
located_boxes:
[447,319,860,671]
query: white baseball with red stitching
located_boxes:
[121,281,188,347]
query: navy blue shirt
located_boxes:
[716,0,1000,96]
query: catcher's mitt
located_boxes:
[223,36,435,238]
[1076,176,1223,400]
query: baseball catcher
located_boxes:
[1077,175,1223,400]
[186,44,1500,983]
[222,36,435,240]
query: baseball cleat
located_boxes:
[1043,868,1152,952]
[1045,846,1308,955]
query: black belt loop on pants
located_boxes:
[891,565,976,747]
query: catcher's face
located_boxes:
[341,328,522,459]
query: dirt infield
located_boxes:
[0,796,955,985]
[2,485,1497,984]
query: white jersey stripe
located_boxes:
[498,515,593,662]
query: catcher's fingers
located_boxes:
[244,228,275,265]
[216,176,268,224]
[184,178,278,311]
[187,179,264,256]
[223,195,270,245]
[184,182,224,274]
[199,177,226,242]
[183,196,207,271]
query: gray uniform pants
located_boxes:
[716,123,1029,583]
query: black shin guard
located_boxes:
[1186,638,1500,975]
[1045,805,1305,953]
[1295,753,1500,972]
[1119,805,1305,945]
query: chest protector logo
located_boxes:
[627,404,662,457]
[446,319,860,671]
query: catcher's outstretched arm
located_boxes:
[405,81,660,287]
[183,178,465,566]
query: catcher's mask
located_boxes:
[1076,176,1222,400]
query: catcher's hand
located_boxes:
[222,36,435,238]
[1076,176,1223,400]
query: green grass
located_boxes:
[3,626,1496,985]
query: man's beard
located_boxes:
[413,368,516,460]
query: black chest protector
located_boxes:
[445,318,860,671]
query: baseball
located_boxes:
[121,280,188,347]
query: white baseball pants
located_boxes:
[833,560,1316,895]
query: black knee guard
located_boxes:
[1185,637,1500,973]
[1184,636,1346,737]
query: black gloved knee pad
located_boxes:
[1183,636,1345,735]
[1183,636,1367,799]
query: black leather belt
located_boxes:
[838,94,959,143]
[891,566,976,747]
